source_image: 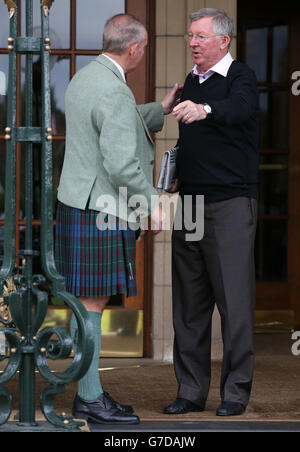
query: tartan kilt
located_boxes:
[54,201,137,298]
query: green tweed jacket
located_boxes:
[57,54,164,222]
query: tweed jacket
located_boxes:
[57,54,164,222]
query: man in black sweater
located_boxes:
[164,8,259,417]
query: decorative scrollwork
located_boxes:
[0,329,21,425]
[34,319,90,429]
[3,0,17,8]
[0,387,12,425]
[0,0,94,431]
[40,0,54,7]
[3,0,17,19]
[36,326,73,364]
[40,0,54,17]
[0,278,15,326]
[40,385,85,430]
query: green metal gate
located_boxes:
[0,0,93,431]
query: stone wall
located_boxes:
[152,0,237,361]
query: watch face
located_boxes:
[204,104,212,114]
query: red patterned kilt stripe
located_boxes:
[54,201,137,298]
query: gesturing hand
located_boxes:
[161,83,184,115]
[172,100,207,124]
[150,205,166,235]
[165,178,180,194]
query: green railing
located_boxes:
[0,0,94,431]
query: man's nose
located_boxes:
[189,36,201,47]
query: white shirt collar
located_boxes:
[192,52,234,80]
[102,53,126,83]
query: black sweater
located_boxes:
[177,60,259,203]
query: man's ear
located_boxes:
[128,42,139,56]
[220,35,230,50]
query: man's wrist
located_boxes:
[203,103,212,117]
[161,102,169,115]
[197,104,207,120]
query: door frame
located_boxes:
[126,0,156,356]
[237,0,300,327]
[0,0,157,356]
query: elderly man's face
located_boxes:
[189,17,227,72]
[127,34,148,73]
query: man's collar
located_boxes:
[101,53,126,83]
[192,52,234,79]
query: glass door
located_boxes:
[0,0,155,356]
[238,0,300,331]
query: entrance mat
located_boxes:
[5,343,300,423]
[89,419,300,432]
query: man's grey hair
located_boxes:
[190,8,234,48]
[102,14,147,55]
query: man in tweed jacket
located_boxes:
[55,14,181,425]
[58,44,166,224]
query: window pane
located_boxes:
[19,225,43,274]
[0,2,9,48]
[76,55,97,73]
[258,154,288,216]
[47,0,70,49]
[20,55,69,132]
[0,47,6,225]
[0,55,8,132]
[255,221,287,282]
[20,55,41,127]
[254,224,260,281]
[272,25,289,83]
[53,140,65,208]
[0,142,5,218]
[50,57,69,134]
[19,140,65,220]
[259,89,289,149]
[261,221,287,281]
[76,0,125,49]
[21,0,70,48]
[20,144,41,220]
[0,223,3,265]
[246,28,268,82]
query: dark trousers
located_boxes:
[172,196,258,407]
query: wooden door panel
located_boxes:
[123,0,154,319]
[238,0,300,327]
[288,14,300,326]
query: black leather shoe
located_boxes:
[164,398,204,415]
[72,393,140,424]
[216,401,245,417]
[103,392,134,414]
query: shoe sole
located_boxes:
[216,411,245,417]
[72,411,140,425]
[164,408,204,415]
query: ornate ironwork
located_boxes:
[41,0,54,17]
[0,278,14,324]
[4,0,16,18]
[0,0,94,431]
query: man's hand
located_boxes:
[173,100,207,123]
[161,83,184,115]
[150,204,166,235]
[166,178,180,194]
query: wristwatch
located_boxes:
[203,103,212,115]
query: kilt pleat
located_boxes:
[54,201,137,298]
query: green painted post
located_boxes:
[0,0,94,431]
